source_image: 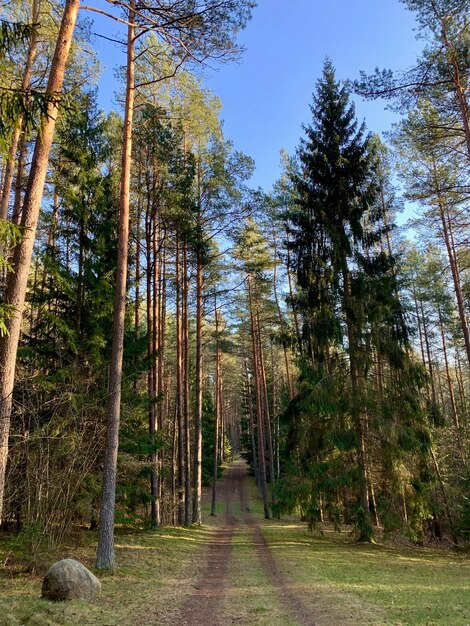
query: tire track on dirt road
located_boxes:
[236,462,320,626]
[178,460,320,626]
[177,464,238,626]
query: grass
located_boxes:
[0,525,211,626]
[1,467,470,626]
[259,518,470,625]
[220,525,293,626]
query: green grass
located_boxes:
[2,469,470,626]
[0,525,211,626]
[260,521,470,625]
[220,525,292,626]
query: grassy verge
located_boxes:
[2,465,469,626]
[259,517,470,625]
[221,525,292,626]
[0,525,211,626]
[242,472,470,625]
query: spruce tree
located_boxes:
[285,61,402,541]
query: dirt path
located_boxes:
[178,460,320,626]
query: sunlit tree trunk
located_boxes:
[0,0,80,524]
[175,233,184,526]
[182,241,191,526]
[248,277,269,519]
[437,306,465,461]
[256,310,275,488]
[432,161,470,368]
[0,0,40,222]
[96,0,135,569]
[192,203,203,523]
[211,297,220,516]
[420,300,438,405]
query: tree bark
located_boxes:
[182,242,191,526]
[432,161,470,368]
[96,0,135,569]
[211,298,220,516]
[175,233,184,526]
[0,0,80,524]
[192,210,203,523]
[256,310,275,488]
[437,11,470,162]
[248,277,270,519]
[243,354,259,488]
[0,0,40,222]
[343,269,373,542]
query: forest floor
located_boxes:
[1,459,470,625]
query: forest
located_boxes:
[1,0,470,624]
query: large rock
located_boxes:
[42,558,101,601]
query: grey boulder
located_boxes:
[42,558,101,601]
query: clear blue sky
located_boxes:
[90,0,421,191]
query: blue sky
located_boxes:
[89,0,421,192]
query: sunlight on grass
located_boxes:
[2,465,470,626]
[260,520,470,626]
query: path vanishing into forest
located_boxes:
[5,459,470,625]
[175,460,326,626]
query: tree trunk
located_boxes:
[192,223,203,523]
[437,306,465,460]
[438,14,470,162]
[211,298,220,516]
[420,300,438,405]
[272,229,294,399]
[286,242,302,353]
[96,0,135,569]
[243,355,259,487]
[343,269,373,542]
[182,242,191,526]
[248,277,270,519]
[429,445,458,545]
[149,219,159,528]
[175,233,184,526]
[0,0,80,524]
[432,162,470,368]
[0,0,40,222]
[256,310,275,488]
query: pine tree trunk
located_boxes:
[438,16,470,161]
[150,220,159,528]
[182,242,191,526]
[175,234,184,526]
[286,242,302,353]
[429,446,458,545]
[0,0,40,222]
[211,299,220,516]
[256,311,275,488]
[248,278,270,519]
[134,165,142,342]
[420,300,438,405]
[243,355,259,487]
[157,240,166,520]
[272,230,294,399]
[455,349,467,410]
[192,242,203,523]
[432,164,470,368]
[0,0,80,524]
[96,0,135,569]
[11,135,27,225]
[437,306,464,460]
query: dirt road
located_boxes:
[178,460,319,626]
